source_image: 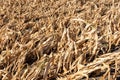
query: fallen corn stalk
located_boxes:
[57,49,120,80]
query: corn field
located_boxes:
[0,0,120,80]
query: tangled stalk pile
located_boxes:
[0,0,120,80]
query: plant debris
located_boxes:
[0,0,120,80]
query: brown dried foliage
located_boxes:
[0,0,120,80]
